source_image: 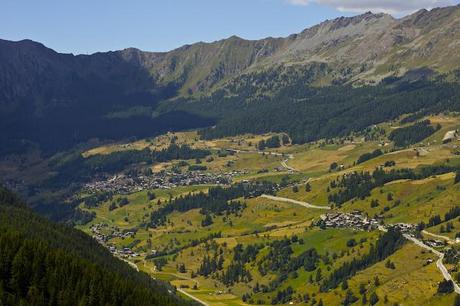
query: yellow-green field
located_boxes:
[77,115,460,305]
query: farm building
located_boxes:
[442,130,458,144]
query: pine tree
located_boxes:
[362,292,367,304]
[315,268,322,282]
[370,292,379,305]
[343,289,358,306]
[374,276,380,287]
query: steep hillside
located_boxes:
[122,5,460,91]
[0,186,195,306]
[74,116,460,305]
[0,39,213,155]
[2,5,460,154]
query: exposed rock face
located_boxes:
[105,5,460,92]
[3,5,460,104]
[1,5,460,152]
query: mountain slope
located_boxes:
[2,5,460,154]
[0,186,194,306]
[121,5,460,91]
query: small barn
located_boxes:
[442,130,458,144]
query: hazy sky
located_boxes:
[1,0,458,54]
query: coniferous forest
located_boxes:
[0,186,195,306]
[168,78,460,144]
[4,5,460,306]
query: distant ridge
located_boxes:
[1,4,460,154]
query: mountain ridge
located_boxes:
[104,4,460,92]
[2,4,460,154]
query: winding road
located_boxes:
[226,148,297,172]
[422,230,457,245]
[260,194,331,210]
[143,260,210,306]
[402,234,460,294]
[177,288,210,306]
[374,225,460,293]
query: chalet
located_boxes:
[442,130,458,144]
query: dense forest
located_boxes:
[153,143,210,162]
[190,231,404,305]
[162,76,460,144]
[389,120,439,147]
[0,186,194,306]
[258,136,282,150]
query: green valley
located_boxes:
[65,114,460,305]
[3,4,460,305]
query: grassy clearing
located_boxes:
[78,185,212,231]
[338,243,443,305]
[342,173,459,224]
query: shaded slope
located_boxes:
[0,186,195,306]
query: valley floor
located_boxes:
[70,115,460,305]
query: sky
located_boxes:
[1,0,459,55]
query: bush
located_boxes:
[437,280,454,294]
[188,165,207,171]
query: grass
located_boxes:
[77,185,212,231]
[76,115,460,305]
[342,172,459,224]
[343,243,443,305]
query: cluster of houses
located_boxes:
[319,211,381,231]
[108,246,140,258]
[83,170,239,194]
[90,223,135,242]
[388,223,418,235]
[1,178,27,195]
[90,223,139,258]
[423,239,447,248]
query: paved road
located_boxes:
[118,257,140,272]
[281,156,296,172]
[226,148,297,172]
[177,288,210,306]
[403,234,460,294]
[374,226,460,294]
[145,261,209,305]
[261,194,331,210]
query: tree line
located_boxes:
[320,229,405,291]
[389,120,439,147]
[47,143,211,189]
[357,149,383,164]
[329,163,460,206]
[170,75,460,145]
[150,182,276,227]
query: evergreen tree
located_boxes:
[369,292,379,305]
[342,289,358,306]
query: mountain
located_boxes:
[1,5,460,154]
[0,185,194,306]
[117,5,460,92]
